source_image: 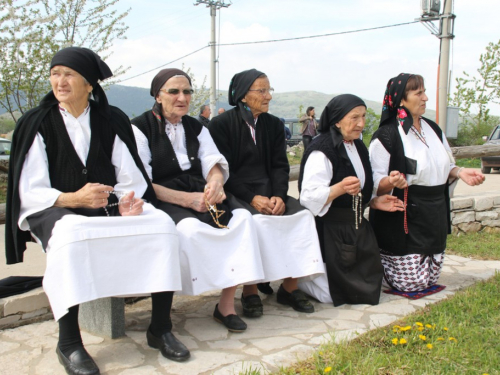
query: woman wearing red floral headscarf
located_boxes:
[369,73,484,293]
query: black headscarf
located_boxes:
[379,73,415,133]
[50,47,113,116]
[228,68,265,128]
[150,68,192,98]
[318,94,366,133]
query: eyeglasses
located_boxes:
[160,88,194,95]
[247,88,274,96]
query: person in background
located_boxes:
[198,104,211,127]
[209,68,324,317]
[218,108,226,115]
[300,106,318,149]
[369,73,485,293]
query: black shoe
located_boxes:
[257,282,274,295]
[213,304,247,333]
[240,293,263,318]
[146,328,190,362]
[56,345,100,375]
[276,284,315,313]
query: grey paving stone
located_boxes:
[324,319,366,331]
[156,350,244,375]
[0,348,40,374]
[213,360,268,375]
[118,365,163,375]
[249,336,301,351]
[3,288,49,316]
[87,342,145,373]
[207,339,246,350]
[0,340,21,354]
[309,308,364,321]
[369,313,399,329]
[261,344,314,368]
[184,317,229,342]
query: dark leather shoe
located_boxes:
[147,328,190,362]
[241,293,263,317]
[277,284,314,313]
[257,282,274,295]
[56,345,100,375]
[213,304,247,332]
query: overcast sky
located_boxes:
[106,0,499,116]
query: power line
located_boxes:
[116,45,209,84]
[115,20,419,85]
[217,21,419,46]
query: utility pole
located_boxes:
[418,0,455,133]
[194,0,231,119]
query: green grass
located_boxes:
[240,232,500,375]
[0,180,6,203]
[274,273,500,375]
[447,231,500,259]
[455,158,481,168]
[287,146,304,166]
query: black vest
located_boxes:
[38,106,117,195]
[132,111,203,185]
[299,131,373,209]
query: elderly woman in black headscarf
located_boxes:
[369,73,484,293]
[209,69,323,317]
[131,68,265,334]
[6,47,187,374]
[298,94,404,306]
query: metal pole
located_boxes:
[209,4,216,119]
[437,0,453,131]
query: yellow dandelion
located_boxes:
[419,335,427,341]
[449,337,457,342]
[444,327,449,331]
[416,322,423,327]
[324,367,332,373]
[417,327,424,331]
[399,338,407,345]
[437,337,445,341]
[401,326,412,332]
[425,324,432,328]
[426,344,433,349]
[392,338,399,345]
[319,352,323,356]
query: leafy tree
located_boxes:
[450,39,500,144]
[183,65,214,118]
[0,0,130,120]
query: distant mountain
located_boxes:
[1,84,437,121]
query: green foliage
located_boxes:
[362,107,380,147]
[451,39,500,135]
[0,0,130,120]
[0,113,16,134]
[297,104,304,119]
[454,157,481,168]
[449,114,498,147]
[182,64,212,118]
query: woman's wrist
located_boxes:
[456,167,464,179]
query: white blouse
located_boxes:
[300,143,365,217]
[369,119,455,196]
[18,107,148,230]
[132,119,229,182]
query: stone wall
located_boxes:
[0,288,53,330]
[451,195,500,234]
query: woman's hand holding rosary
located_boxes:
[341,176,361,196]
[118,191,144,217]
[388,171,408,189]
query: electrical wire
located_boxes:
[217,20,419,46]
[115,20,419,85]
[117,45,209,84]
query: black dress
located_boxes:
[299,130,383,306]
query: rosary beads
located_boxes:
[103,190,133,217]
[352,192,363,230]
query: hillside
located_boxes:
[1,85,437,121]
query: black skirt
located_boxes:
[317,207,383,306]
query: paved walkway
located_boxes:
[1,255,500,375]
[1,172,499,374]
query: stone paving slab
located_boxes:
[0,255,499,375]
